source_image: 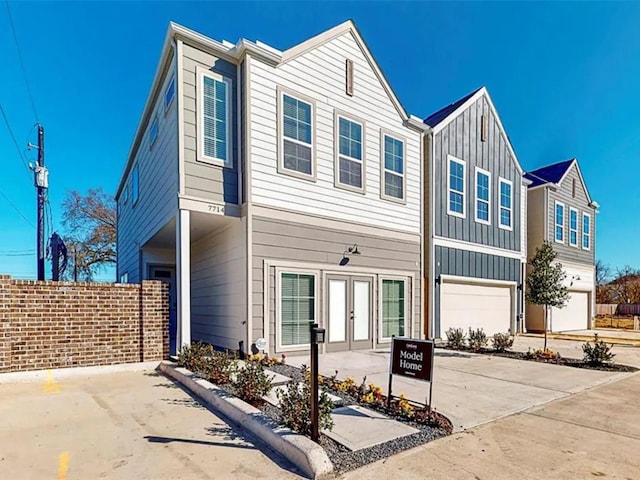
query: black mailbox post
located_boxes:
[309,322,325,443]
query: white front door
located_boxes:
[552,291,589,332]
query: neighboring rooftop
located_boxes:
[423,87,482,128]
[524,159,575,188]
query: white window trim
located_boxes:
[164,76,176,115]
[582,212,591,251]
[378,276,410,343]
[132,165,139,206]
[197,67,233,167]
[569,207,579,247]
[334,110,366,194]
[149,114,159,149]
[275,268,319,352]
[554,201,565,243]
[447,155,466,219]
[474,167,491,225]
[498,177,513,231]
[119,272,128,284]
[380,130,406,204]
[277,86,316,182]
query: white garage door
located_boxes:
[440,281,513,338]
[551,291,588,332]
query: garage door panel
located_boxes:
[552,291,588,332]
[440,282,513,338]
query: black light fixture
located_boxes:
[345,244,360,256]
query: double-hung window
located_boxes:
[380,278,407,339]
[569,208,578,247]
[198,69,231,166]
[381,133,405,201]
[555,201,565,243]
[447,156,465,217]
[132,165,139,205]
[498,177,512,230]
[279,272,316,348]
[475,167,491,224]
[582,213,591,250]
[280,90,314,178]
[336,114,364,192]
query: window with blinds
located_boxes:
[282,93,313,176]
[337,115,363,191]
[280,272,315,346]
[381,279,405,339]
[383,134,404,200]
[199,71,230,166]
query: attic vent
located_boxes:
[345,59,354,96]
[480,114,488,142]
[572,178,576,198]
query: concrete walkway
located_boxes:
[288,347,629,432]
[523,328,640,346]
[341,371,640,479]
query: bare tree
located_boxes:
[595,259,611,286]
[609,265,640,304]
[61,188,116,281]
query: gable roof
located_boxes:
[524,158,596,205]
[423,86,524,175]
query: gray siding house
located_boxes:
[115,21,429,356]
[423,87,529,339]
[524,159,598,332]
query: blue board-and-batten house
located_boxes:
[422,87,530,339]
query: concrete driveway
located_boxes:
[0,368,300,479]
[288,347,630,432]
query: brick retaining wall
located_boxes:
[0,275,169,373]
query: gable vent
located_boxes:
[345,59,354,96]
[480,114,488,142]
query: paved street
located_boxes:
[0,368,300,480]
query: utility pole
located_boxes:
[31,124,48,281]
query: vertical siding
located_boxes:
[190,219,247,350]
[181,43,238,204]
[433,95,521,251]
[117,60,178,283]
[248,32,421,234]
[546,164,596,265]
[251,216,421,352]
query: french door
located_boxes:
[326,275,373,351]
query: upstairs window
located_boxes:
[475,168,491,224]
[582,213,591,250]
[499,178,512,230]
[132,165,139,205]
[382,133,404,201]
[280,91,314,178]
[149,115,159,148]
[165,76,175,113]
[198,70,231,166]
[555,201,565,242]
[336,114,364,192]
[569,208,578,247]
[447,156,465,217]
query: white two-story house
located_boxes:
[115,21,428,355]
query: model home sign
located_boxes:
[390,337,434,382]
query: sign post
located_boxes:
[388,337,435,421]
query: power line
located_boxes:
[0,186,34,227]
[0,103,31,179]
[0,252,35,257]
[4,0,39,122]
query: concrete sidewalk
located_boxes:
[341,371,640,479]
[288,348,629,432]
[522,328,640,346]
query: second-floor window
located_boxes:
[382,134,404,201]
[555,201,565,242]
[199,70,231,167]
[475,167,491,224]
[582,213,591,250]
[499,178,512,230]
[281,92,314,178]
[447,156,465,217]
[569,208,578,247]
[336,115,364,192]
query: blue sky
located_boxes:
[1,1,639,280]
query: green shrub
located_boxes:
[177,342,214,375]
[208,350,238,385]
[582,334,615,366]
[445,327,466,349]
[468,328,488,351]
[492,332,514,352]
[233,361,273,405]
[277,365,334,436]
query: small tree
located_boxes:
[526,242,569,351]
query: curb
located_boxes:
[0,361,161,383]
[158,361,333,479]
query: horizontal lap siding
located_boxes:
[251,216,421,352]
[182,44,238,204]
[434,95,521,251]
[526,188,545,259]
[190,219,247,350]
[118,62,178,283]
[249,32,421,234]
